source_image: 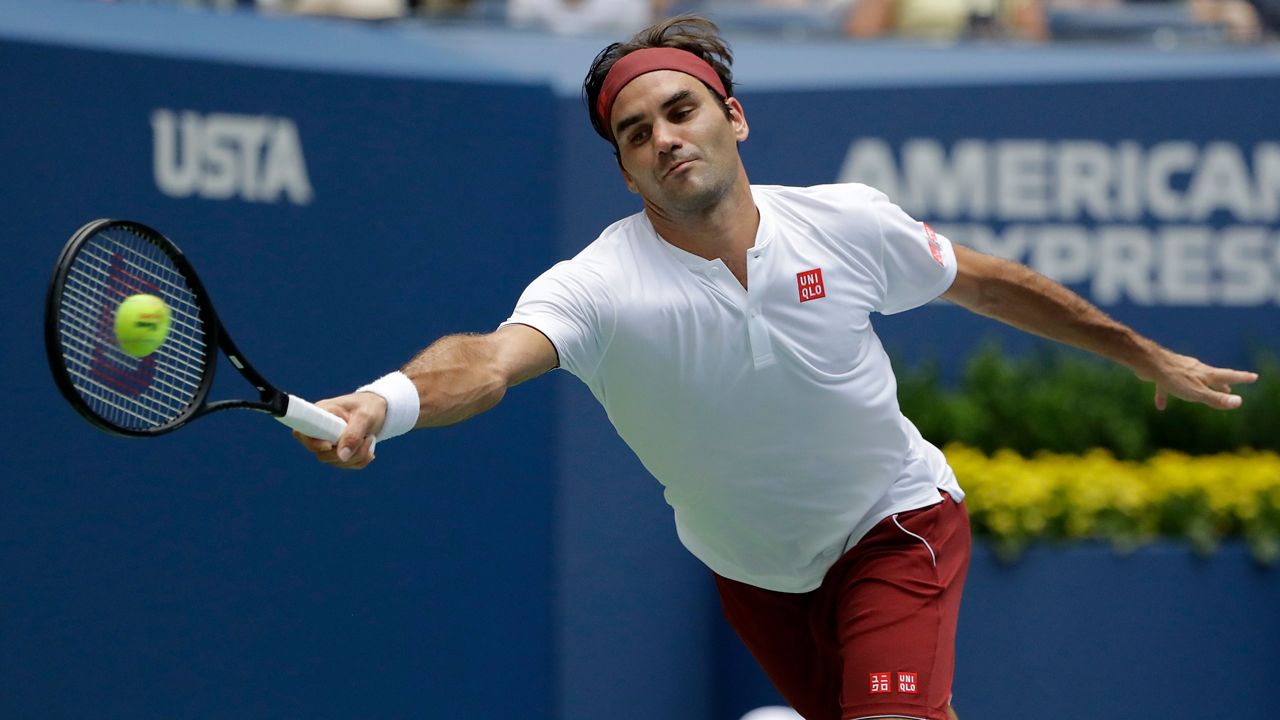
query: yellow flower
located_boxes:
[947,446,1280,563]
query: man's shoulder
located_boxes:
[539,210,651,285]
[754,182,887,206]
[569,211,655,264]
[753,183,889,240]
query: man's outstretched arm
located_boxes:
[941,244,1258,411]
[294,323,558,469]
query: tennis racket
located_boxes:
[44,218,349,443]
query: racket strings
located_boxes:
[67,252,206,363]
[55,226,210,431]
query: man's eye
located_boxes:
[629,129,649,145]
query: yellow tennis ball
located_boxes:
[114,293,171,358]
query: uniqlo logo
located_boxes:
[923,223,945,266]
[898,671,919,695]
[869,672,891,694]
[797,268,825,302]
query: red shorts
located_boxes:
[715,493,970,720]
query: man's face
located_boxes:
[608,70,749,216]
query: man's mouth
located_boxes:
[664,159,695,178]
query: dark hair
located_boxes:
[582,15,735,145]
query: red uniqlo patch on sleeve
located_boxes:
[869,672,891,694]
[923,224,945,266]
[797,268,825,302]
[897,671,919,695]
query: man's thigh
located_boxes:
[715,574,841,720]
[825,495,970,720]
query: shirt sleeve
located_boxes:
[871,189,958,315]
[499,259,611,382]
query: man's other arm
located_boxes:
[941,244,1258,411]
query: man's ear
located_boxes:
[726,97,749,142]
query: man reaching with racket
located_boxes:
[295,16,1257,720]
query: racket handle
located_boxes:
[276,394,379,456]
[276,394,343,442]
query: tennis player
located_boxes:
[295,16,1258,720]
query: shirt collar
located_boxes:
[643,186,775,273]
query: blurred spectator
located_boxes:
[260,0,409,19]
[507,0,666,34]
[1035,0,1266,44]
[844,0,1049,39]
[1188,0,1264,40]
[1247,0,1280,34]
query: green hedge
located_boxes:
[897,345,1280,460]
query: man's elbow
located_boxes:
[943,247,1029,317]
[944,275,1000,317]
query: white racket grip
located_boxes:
[277,394,376,454]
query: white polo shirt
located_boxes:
[502,183,964,592]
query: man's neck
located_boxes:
[645,174,759,267]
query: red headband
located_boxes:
[596,47,728,140]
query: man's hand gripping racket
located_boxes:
[292,391,387,469]
[44,219,376,457]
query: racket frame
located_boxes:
[45,219,289,437]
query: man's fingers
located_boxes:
[1156,382,1245,411]
[1150,359,1259,411]
[1195,366,1254,409]
[309,433,375,469]
[1203,390,1244,410]
[334,434,377,469]
[290,392,389,469]
[336,423,371,462]
[290,397,382,469]
[1179,381,1243,410]
[1207,368,1259,386]
[292,429,334,453]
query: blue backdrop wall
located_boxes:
[2,2,1277,719]
[2,5,562,718]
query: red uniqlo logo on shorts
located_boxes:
[797,268,825,302]
[869,672,892,694]
[898,672,919,695]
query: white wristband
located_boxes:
[356,371,419,441]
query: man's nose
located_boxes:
[653,120,682,153]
